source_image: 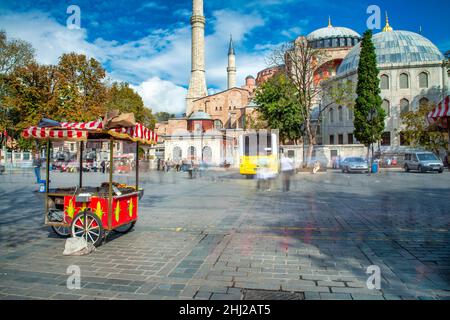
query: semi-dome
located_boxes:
[189,111,212,120]
[337,30,444,76]
[307,26,361,41]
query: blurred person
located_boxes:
[256,164,275,192]
[280,154,295,192]
[32,153,42,183]
[312,161,321,174]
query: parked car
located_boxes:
[0,163,5,174]
[404,152,444,173]
[340,157,369,173]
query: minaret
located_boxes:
[382,11,393,32]
[227,35,236,89]
[186,0,208,116]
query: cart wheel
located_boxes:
[113,221,136,234]
[51,225,71,238]
[71,211,104,247]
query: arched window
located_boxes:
[214,119,223,130]
[419,72,429,88]
[188,146,196,160]
[173,147,182,162]
[399,73,409,89]
[419,97,429,110]
[338,106,343,122]
[400,98,410,115]
[382,99,390,117]
[202,146,212,163]
[380,74,389,90]
[329,108,334,123]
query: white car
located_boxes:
[341,157,369,173]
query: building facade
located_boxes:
[321,20,448,152]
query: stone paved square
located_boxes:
[0,169,449,300]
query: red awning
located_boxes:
[22,120,158,145]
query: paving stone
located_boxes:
[1,171,449,300]
[194,291,212,300]
[320,292,353,300]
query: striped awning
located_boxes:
[22,127,88,141]
[427,96,450,128]
[60,120,104,130]
[22,120,158,144]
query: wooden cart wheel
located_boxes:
[51,225,71,237]
[113,221,136,234]
[70,210,104,247]
[48,209,71,238]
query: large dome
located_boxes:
[307,26,360,41]
[337,30,444,76]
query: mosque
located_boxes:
[154,0,449,167]
[321,14,448,155]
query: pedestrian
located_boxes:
[256,164,275,191]
[280,154,295,192]
[312,161,321,174]
[32,153,42,183]
[100,160,106,173]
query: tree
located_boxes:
[1,63,57,151]
[401,102,447,154]
[155,112,175,122]
[0,30,35,133]
[269,37,354,163]
[254,72,303,144]
[245,108,267,130]
[0,30,35,75]
[107,82,156,129]
[55,53,108,121]
[353,30,385,167]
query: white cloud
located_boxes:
[131,77,187,114]
[0,11,100,65]
[0,8,271,113]
[139,2,168,11]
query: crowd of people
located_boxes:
[156,158,201,173]
[256,154,295,192]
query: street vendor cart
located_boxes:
[22,118,158,246]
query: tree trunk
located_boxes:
[306,132,316,167]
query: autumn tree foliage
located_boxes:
[0,31,156,150]
[401,102,448,154]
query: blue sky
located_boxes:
[1,0,449,113]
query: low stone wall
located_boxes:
[281,144,367,168]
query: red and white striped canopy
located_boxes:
[22,120,158,145]
[22,127,88,141]
[427,96,450,128]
